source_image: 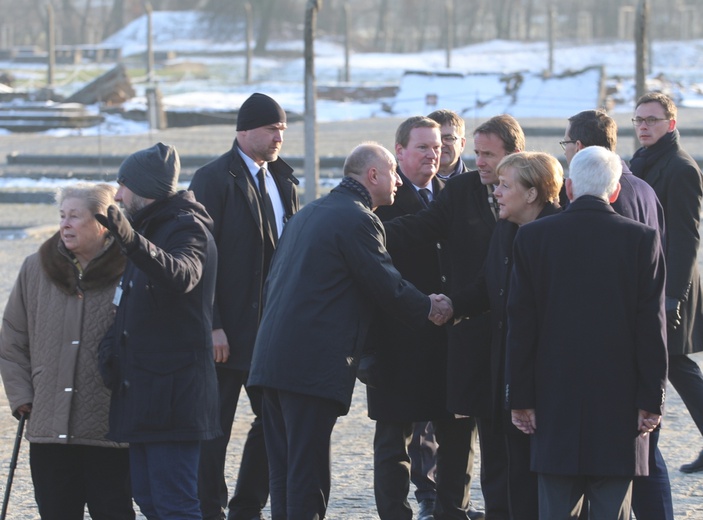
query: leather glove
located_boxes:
[95,205,138,254]
[665,297,682,331]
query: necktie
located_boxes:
[256,167,278,244]
[418,188,432,207]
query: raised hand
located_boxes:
[95,205,138,254]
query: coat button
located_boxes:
[441,275,447,283]
[499,289,504,296]
[497,320,503,329]
[252,302,258,309]
[436,242,442,250]
[504,256,509,264]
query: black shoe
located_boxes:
[680,449,703,473]
[468,503,486,520]
[418,499,435,520]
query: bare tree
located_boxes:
[374,0,390,51]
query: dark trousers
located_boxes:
[631,427,674,520]
[668,353,703,436]
[476,417,510,519]
[538,473,632,520]
[262,387,339,520]
[505,433,538,520]
[29,443,134,520]
[374,416,476,520]
[130,441,201,520]
[198,367,268,520]
[409,421,438,504]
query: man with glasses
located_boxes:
[630,92,703,476]
[563,109,671,520]
[429,109,468,181]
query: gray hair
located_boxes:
[568,146,621,201]
[56,182,116,215]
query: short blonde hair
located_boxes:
[497,152,563,205]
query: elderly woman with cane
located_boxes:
[0,183,134,519]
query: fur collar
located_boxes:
[39,232,126,295]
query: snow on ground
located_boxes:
[3,10,703,132]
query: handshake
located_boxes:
[428,294,453,326]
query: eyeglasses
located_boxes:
[441,134,460,145]
[559,140,577,150]
[632,117,670,127]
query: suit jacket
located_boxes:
[366,172,449,422]
[632,143,703,355]
[189,141,299,370]
[613,163,665,239]
[506,196,667,477]
[248,180,430,415]
[384,171,496,416]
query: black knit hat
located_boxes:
[117,142,180,200]
[236,93,287,131]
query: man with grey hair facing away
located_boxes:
[507,146,667,519]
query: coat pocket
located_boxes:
[128,351,197,431]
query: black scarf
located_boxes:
[338,176,373,208]
[630,129,679,179]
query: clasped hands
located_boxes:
[428,294,453,326]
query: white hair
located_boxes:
[568,146,621,201]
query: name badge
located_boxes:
[113,285,123,307]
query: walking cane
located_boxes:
[1,414,27,520]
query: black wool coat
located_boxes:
[384,171,496,417]
[366,172,449,422]
[189,141,299,371]
[507,196,667,477]
[452,203,561,433]
[248,181,430,415]
[632,142,703,355]
[102,192,221,443]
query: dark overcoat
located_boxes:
[633,144,703,355]
[452,203,561,433]
[506,196,668,477]
[384,171,496,416]
[102,192,221,443]
[189,141,299,370]
[248,181,430,415]
[366,172,449,422]
[613,164,665,238]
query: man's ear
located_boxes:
[575,140,585,152]
[668,119,677,132]
[608,182,622,204]
[565,178,574,202]
[367,167,378,186]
